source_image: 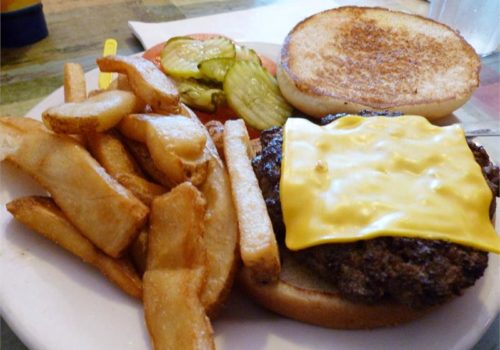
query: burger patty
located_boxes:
[252,113,498,309]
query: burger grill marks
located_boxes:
[251,113,498,309]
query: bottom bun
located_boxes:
[238,250,430,329]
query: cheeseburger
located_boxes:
[239,112,499,329]
[237,7,499,329]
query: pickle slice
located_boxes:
[235,45,262,64]
[224,61,292,130]
[176,79,225,112]
[199,45,262,83]
[198,58,235,83]
[161,37,236,79]
[165,36,194,44]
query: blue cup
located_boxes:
[1,3,49,48]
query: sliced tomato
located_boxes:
[258,55,276,76]
[142,42,164,69]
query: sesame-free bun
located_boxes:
[239,250,429,329]
[277,7,480,120]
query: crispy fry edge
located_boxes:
[64,63,87,103]
[224,119,281,283]
[6,196,142,299]
[144,183,214,350]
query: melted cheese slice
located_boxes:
[281,116,500,253]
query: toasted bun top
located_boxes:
[280,6,480,112]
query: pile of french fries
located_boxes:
[0,53,281,349]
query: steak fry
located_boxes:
[224,119,280,282]
[120,113,209,186]
[0,116,149,257]
[146,116,209,186]
[119,113,162,142]
[42,90,145,134]
[115,173,166,206]
[87,131,166,206]
[97,55,180,114]
[130,229,148,276]
[6,196,142,299]
[147,182,207,270]
[180,104,239,316]
[123,138,174,188]
[144,182,214,350]
[144,269,214,350]
[64,63,87,103]
[86,130,144,177]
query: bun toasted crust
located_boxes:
[278,6,480,120]
[238,250,429,329]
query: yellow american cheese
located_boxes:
[281,116,500,253]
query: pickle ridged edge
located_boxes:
[224,60,292,130]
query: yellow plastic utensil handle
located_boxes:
[98,38,118,89]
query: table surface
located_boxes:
[0,0,498,349]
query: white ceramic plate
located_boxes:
[1,42,499,350]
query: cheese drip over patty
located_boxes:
[281,116,500,253]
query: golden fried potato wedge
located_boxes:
[0,113,46,134]
[86,131,166,205]
[147,116,207,159]
[180,104,239,316]
[6,196,142,299]
[130,229,148,276]
[86,130,144,177]
[144,269,214,350]
[60,63,89,145]
[97,55,180,114]
[42,90,145,134]
[145,183,214,349]
[96,255,142,299]
[87,89,106,98]
[147,182,206,271]
[115,173,166,206]
[120,113,209,186]
[224,119,280,282]
[249,138,261,158]
[118,113,163,142]
[146,116,209,186]
[204,120,225,159]
[64,63,87,103]
[124,138,174,188]
[0,117,149,257]
[199,158,239,316]
[108,73,132,92]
